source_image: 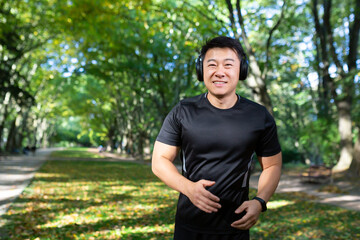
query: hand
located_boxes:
[185,180,221,213]
[231,200,262,230]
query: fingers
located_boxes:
[200,179,216,188]
[200,191,221,213]
[197,197,220,213]
[234,202,246,214]
[187,180,221,213]
[231,200,261,230]
[231,214,257,230]
[200,180,220,203]
[197,181,221,213]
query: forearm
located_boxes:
[256,164,281,202]
[152,156,193,195]
[231,159,281,230]
[152,142,221,213]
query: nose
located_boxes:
[215,67,225,78]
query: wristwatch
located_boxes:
[253,196,267,212]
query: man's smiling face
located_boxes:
[203,47,241,99]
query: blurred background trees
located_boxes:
[0,0,359,175]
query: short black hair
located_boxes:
[199,36,247,62]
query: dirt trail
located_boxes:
[250,172,360,211]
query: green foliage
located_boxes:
[35,0,228,153]
[0,0,359,170]
[298,118,340,166]
[49,118,93,147]
[281,149,303,164]
[2,155,360,239]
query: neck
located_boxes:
[206,92,238,109]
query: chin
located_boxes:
[209,91,230,98]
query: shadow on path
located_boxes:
[250,172,360,211]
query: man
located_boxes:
[152,36,282,239]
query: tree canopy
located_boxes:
[0,0,359,174]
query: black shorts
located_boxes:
[173,222,250,240]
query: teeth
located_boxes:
[214,81,225,84]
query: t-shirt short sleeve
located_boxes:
[255,108,281,157]
[156,103,182,146]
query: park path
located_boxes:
[250,172,360,211]
[0,149,55,218]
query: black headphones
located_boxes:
[195,53,249,82]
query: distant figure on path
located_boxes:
[152,36,282,239]
[98,145,105,153]
[30,146,36,156]
[23,146,30,155]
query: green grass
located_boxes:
[2,160,177,239]
[2,154,360,239]
[49,147,104,159]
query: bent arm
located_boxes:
[256,152,282,202]
[231,152,282,230]
[151,141,190,194]
[152,141,221,213]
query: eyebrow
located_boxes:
[206,58,235,62]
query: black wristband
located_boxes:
[253,196,267,212]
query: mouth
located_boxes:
[212,81,227,86]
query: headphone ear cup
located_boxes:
[239,58,249,80]
[196,56,203,81]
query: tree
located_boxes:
[311,0,360,172]
[0,0,60,151]
[222,0,287,114]
[42,0,224,156]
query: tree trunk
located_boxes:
[41,130,49,148]
[350,128,360,176]
[311,0,359,173]
[143,136,150,158]
[333,99,353,172]
[246,62,274,114]
[38,118,49,148]
[0,104,9,152]
[17,109,30,148]
[107,125,116,152]
[5,118,17,152]
[138,133,144,161]
[138,130,150,161]
[0,92,11,151]
[126,133,134,157]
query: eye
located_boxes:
[208,64,216,67]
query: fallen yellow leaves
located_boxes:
[2,159,360,239]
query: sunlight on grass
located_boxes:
[3,160,177,239]
[267,200,295,209]
[36,172,68,178]
[2,152,360,239]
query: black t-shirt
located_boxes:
[156,93,281,234]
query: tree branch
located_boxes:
[262,0,287,80]
[312,0,337,103]
[348,0,360,71]
[235,0,253,54]
[200,0,228,26]
[225,0,238,37]
[182,1,228,34]
[323,0,345,77]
